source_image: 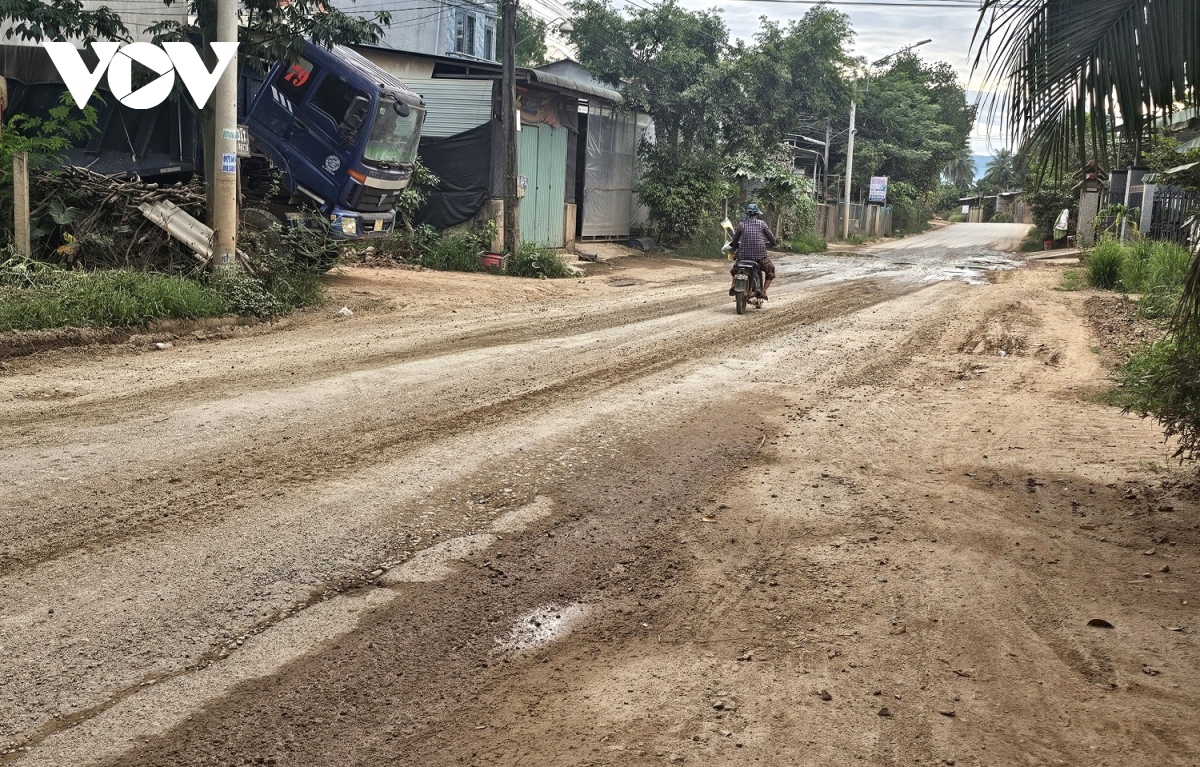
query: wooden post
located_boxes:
[501,0,520,255]
[13,152,30,256]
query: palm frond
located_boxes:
[972,0,1200,174]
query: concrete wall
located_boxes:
[333,0,498,62]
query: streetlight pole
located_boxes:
[841,38,931,241]
[501,0,520,255]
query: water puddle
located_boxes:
[497,602,588,653]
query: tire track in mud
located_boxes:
[80,402,772,767]
[1,279,911,576]
[0,276,732,430]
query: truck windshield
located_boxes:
[363,100,423,167]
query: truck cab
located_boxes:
[242,43,425,239]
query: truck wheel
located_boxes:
[241,208,282,233]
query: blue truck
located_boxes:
[239,44,425,239]
[3,41,425,240]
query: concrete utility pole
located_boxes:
[501,0,520,255]
[13,152,29,256]
[823,118,831,201]
[842,39,931,240]
[211,0,239,272]
[842,101,855,240]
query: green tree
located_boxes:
[943,147,975,188]
[982,148,1018,190]
[0,0,128,42]
[569,0,853,243]
[846,55,974,198]
[515,7,549,67]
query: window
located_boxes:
[454,10,474,55]
[273,57,315,102]
[483,21,495,61]
[311,74,367,126]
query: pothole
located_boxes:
[497,603,588,653]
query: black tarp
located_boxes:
[415,121,493,229]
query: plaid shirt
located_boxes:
[731,217,777,260]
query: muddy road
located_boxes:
[2,223,1197,766]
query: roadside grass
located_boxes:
[0,253,327,332]
[1085,236,1200,464]
[1114,336,1200,462]
[352,224,572,279]
[1018,226,1045,252]
[1085,239,1124,289]
[1057,268,1083,291]
[786,232,827,253]
[0,269,230,331]
[1081,236,1193,318]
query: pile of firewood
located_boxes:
[30,166,207,269]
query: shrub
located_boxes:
[411,227,485,272]
[506,245,572,279]
[637,147,729,246]
[947,212,968,223]
[671,223,727,259]
[990,212,1014,223]
[1019,234,1045,252]
[1149,240,1191,289]
[1120,238,1154,293]
[1085,239,1124,289]
[1026,186,1076,239]
[1118,336,1200,462]
[888,180,933,235]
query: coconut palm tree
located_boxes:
[943,147,976,189]
[982,148,1018,190]
[972,0,1198,169]
[973,0,1199,331]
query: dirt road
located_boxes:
[2,223,1197,766]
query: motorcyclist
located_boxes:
[728,203,777,300]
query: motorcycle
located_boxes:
[730,258,766,314]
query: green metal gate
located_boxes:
[517,123,567,247]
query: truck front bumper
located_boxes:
[328,209,395,239]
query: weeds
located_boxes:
[0,266,229,331]
[507,245,573,279]
[0,241,325,330]
[1018,226,1045,252]
[669,226,727,259]
[1057,268,1082,291]
[787,232,826,254]
[1085,239,1125,289]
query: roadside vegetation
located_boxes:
[1077,235,1199,462]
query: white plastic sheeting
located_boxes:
[581,103,638,239]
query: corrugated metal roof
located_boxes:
[401,78,494,138]
[527,70,621,103]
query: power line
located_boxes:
[716,0,979,7]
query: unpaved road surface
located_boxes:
[2,223,1197,766]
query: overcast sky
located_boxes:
[677,0,1007,160]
